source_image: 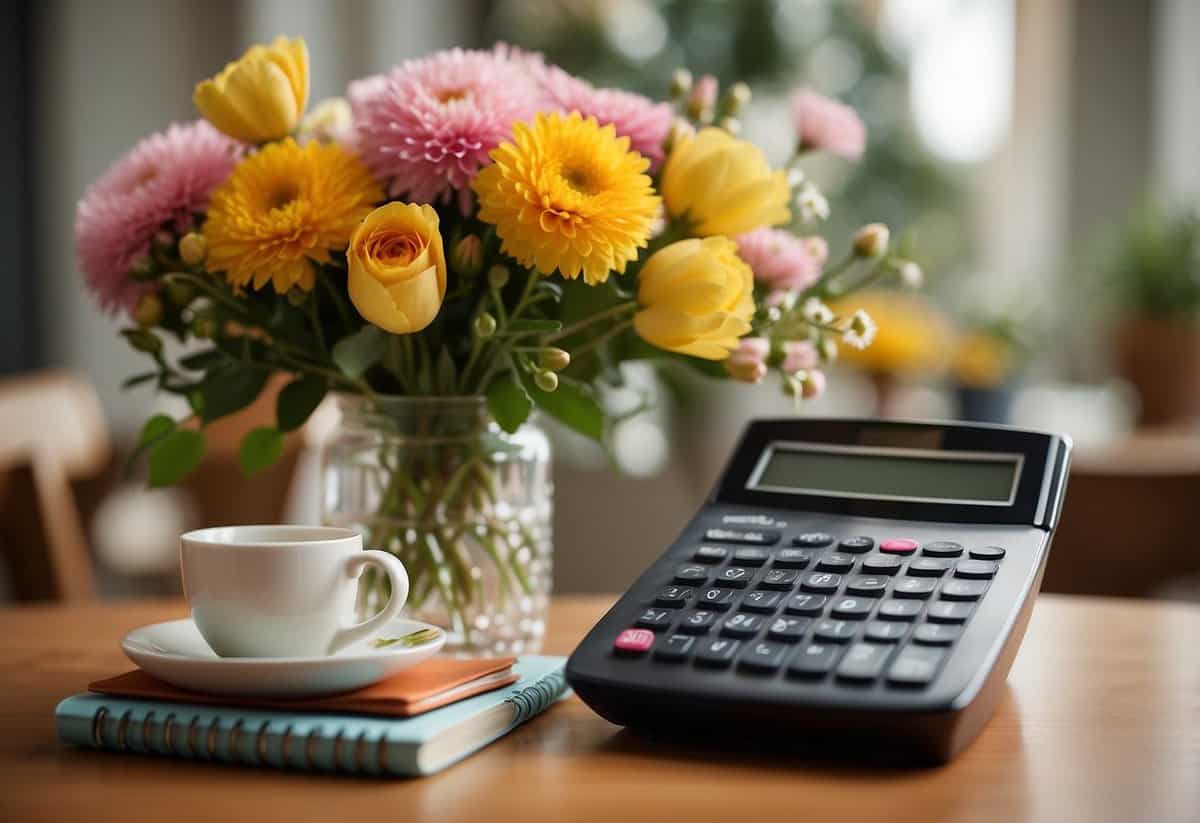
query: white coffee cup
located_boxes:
[180,525,409,658]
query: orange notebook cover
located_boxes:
[89,657,517,718]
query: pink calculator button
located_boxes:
[880,538,919,554]
[613,628,656,655]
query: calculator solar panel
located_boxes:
[566,419,1071,764]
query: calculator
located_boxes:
[566,418,1071,763]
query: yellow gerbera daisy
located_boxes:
[472,112,660,285]
[203,138,383,293]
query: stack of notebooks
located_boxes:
[56,655,568,777]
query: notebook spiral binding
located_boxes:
[505,669,566,724]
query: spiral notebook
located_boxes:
[56,656,568,777]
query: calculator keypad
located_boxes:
[614,530,1010,690]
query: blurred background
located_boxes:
[2,0,1199,604]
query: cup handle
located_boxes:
[328,550,410,655]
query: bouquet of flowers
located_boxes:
[76,37,918,651]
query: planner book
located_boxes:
[56,655,568,777]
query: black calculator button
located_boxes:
[787,642,842,677]
[733,547,769,566]
[816,553,855,573]
[654,585,693,607]
[927,602,974,624]
[697,587,737,610]
[877,599,923,621]
[836,642,892,682]
[845,575,890,596]
[767,616,811,642]
[838,536,875,553]
[921,541,964,557]
[785,593,828,615]
[800,572,842,594]
[773,548,813,568]
[693,546,729,564]
[704,528,780,546]
[738,640,788,673]
[741,590,782,613]
[679,610,718,634]
[758,569,799,590]
[715,567,753,588]
[793,532,833,548]
[914,623,962,645]
[893,578,936,599]
[830,597,874,620]
[635,608,675,630]
[653,633,695,662]
[941,580,989,601]
[861,555,903,576]
[694,638,741,667]
[906,558,952,578]
[888,645,946,686]
[813,618,859,643]
[954,559,999,579]
[864,620,909,643]
[720,613,763,638]
[673,565,710,584]
[970,545,1006,560]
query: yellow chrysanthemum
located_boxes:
[204,138,382,293]
[473,112,660,285]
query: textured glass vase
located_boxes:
[322,395,553,656]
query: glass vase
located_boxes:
[322,395,553,656]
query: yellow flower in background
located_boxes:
[833,290,951,376]
[660,127,790,236]
[203,138,382,293]
[953,332,1014,388]
[473,112,660,285]
[348,203,447,334]
[634,237,754,359]
[194,36,309,143]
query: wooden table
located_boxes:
[1,595,1197,823]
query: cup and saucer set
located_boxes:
[122,525,444,698]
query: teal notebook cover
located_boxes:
[56,655,568,777]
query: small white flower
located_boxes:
[842,309,877,350]
[898,261,924,289]
[819,336,839,363]
[802,297,834,325]
[796,181,830,222]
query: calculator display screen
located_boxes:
[747,442,1022,505]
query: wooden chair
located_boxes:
[0,372,110,600]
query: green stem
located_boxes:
[570,318,634,359]
[543,301,637,344]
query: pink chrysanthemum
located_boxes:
[350,46,544,211]
[736,227,826,292]
[75,121,242,314]
[538,66,674,166]
[790,88,867,159]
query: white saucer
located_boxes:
[121,617,445,698]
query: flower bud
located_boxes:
[819,336,839,363]
[796,181,830,222]
[687,74,718,122]
[852,223,890,259]
[718,116,742,136]
[129,255,156,281]
[133,293,164,328]
[534,369,559,393]
[152,230,175,255]
[191,312,217,339]
[487,264,509,290]
[670,68,693,99]
[898,260,924,289]
[473,312,497,338]
[178,232,207,266]
[539,347,571,372]
[451,234,483,277]
[797,368,827,399]
[723,82,751,116]
[165,279,196,307]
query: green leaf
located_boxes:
[178,349,226,372]
[276,375,326,432]
[137,414,176,449]
[238,426,284,477]
[121,371,159,390]
[435,347,458,394]
[148,429,205,487]
[332,325,387,378]
[372,628,441,648]
[487,373,533,434]
[120,328,162,355]
[196,363,269,423]
[519,372,604,440]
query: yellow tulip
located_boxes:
[660,127,791,236]
[347,203,447,334]
[193,36,309,143]
[634,237,755,360]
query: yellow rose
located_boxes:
[194,36,309,143]
[660,127,791,236]
[347,203,447,334]
[634,237,755,359]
